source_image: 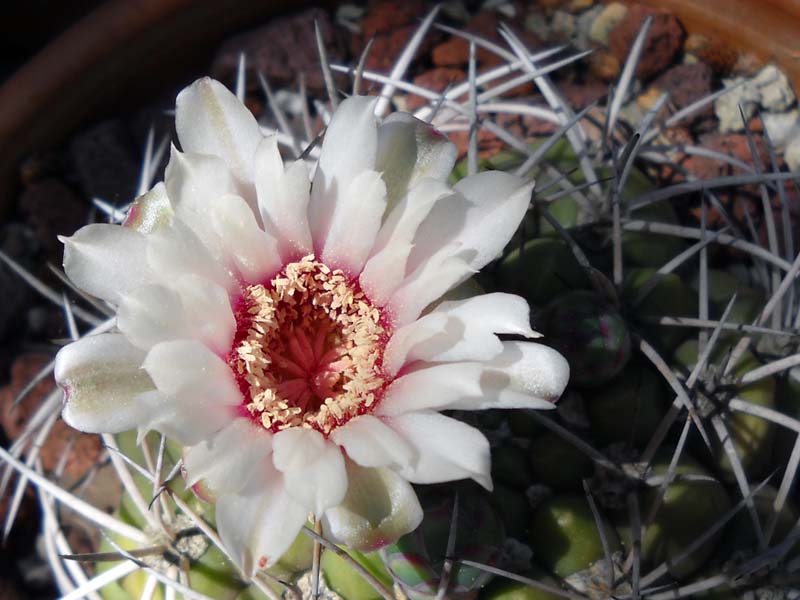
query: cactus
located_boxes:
[3,8,800,600]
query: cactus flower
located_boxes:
[54,78,569,576]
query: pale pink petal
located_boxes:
[385,411,492,490]
[309,96,378,253]
[175,77,262,184]
[322,459,422,551]
[360,178,454,305]
[272,427,347,516]
[61,224,155,305]
[376,113,457,213]
[330,414,415,469]
[143,340,241,444]
[123,182,173,233]
[375,362,482,417]
[209,194,281,283]
[381,312,449,376]
[146,218,236,293]
[407,172,534,273]
[321,169,386,275]
[216,464,308,576]
[386,252,475,327]
[254,135,313,260]
[55,334,156,433]
[183,419,272,497]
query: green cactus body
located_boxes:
[321,548,394,600]
[623,268,696,352]
[537,290,631,387]
[479,564,565,600]
[528,431,593,491]
[493,443,534,490]
[675,340,776,481]
[529,494,621,579]
[587,361,667,447]
[497,237,590,308]
[381,484,505,599]
[616,455,731,581]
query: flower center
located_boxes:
[228,255,390,435]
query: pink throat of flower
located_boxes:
[227,255,391,435]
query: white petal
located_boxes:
[143,340,241,444]
[468,341,569,410]
[408,172,533,273]
[321,169,387,274]
[383,293,537,374]
[55,334,156,433]
[360,178,454,305]
[175,77,263,184]
[216,464,308,576]
[117,284,190,350]
[330,414,415,469]
[322,459,422,551]
[376,113,456,213]
[385,412,492,490]
[172,274,236,354]
[184,418,272,496]
[118,275,235,354]
[375,362,482,417]
[255,135,313,260]
[387,252,475,327]
[272,428,347,516]
[123,182,173,233]
[165,147,238,211]
[309,96,378,253]
[61,224,154,305]
[146,218,236,293]
[209,193,281,283]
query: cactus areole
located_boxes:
[54,77,571,576]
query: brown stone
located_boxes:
[561,81,608,109]
[684,33,738,75]
[588,50,621,82]
[448,126,505,160]
[609,4,685,80]
[406,68,466,112]
[365,25,417,72]
[652,62,713,114]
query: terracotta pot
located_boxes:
[0,0,316,215]
[634,0,800,85]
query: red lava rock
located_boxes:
[432,11,541,68]
[365,25,418,72]
[17,178,86,263]
[406,67,466,112]
[39,420,103,483]
[1,353,56,441]
[609,4,685,80]
[212,8,346,93]
[449,126,505,160]
[361,0,426,39]
[0,353,101,484]
[651,62,712,116]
